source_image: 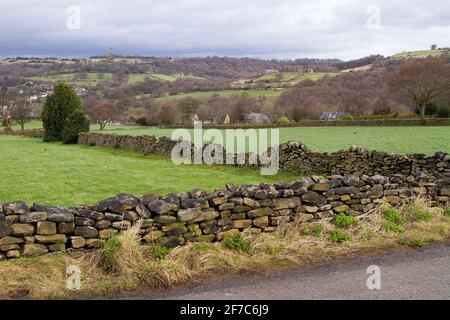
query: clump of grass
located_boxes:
[443,207,450,217]
[334,214,357,228]
[402,202,433,222]
[150,244,171,260]
[224,233,249,252]
[357,226,376,240]
[382,206,405,225]
[99,221,146,274]
[383,222,406,234]
[134,260,192,288]
[399,236,426,247]
[329,230,350,243]
[381,205,406,233]
[263,246,282,256]
[100,235,121,271]
[300,223,323,237]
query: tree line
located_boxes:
[277,57,450,120]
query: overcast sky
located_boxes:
[1,0,449,60]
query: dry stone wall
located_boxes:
[6,129,44,139]
[278,142,450,177]
[77,133,450,179]
[1,173,449,259]
[78,132,179,157]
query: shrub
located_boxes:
[402,203,433,222]
[373,106,391,115]
[61,109,90,144]
[334,214,357,228]
[100,235,121,271]
[136,117,148,126]
[300,223,323,237]
[224,233,248,252]
[437,104,450,118]
[329,230,350,243]
[419,103,438,116]
[42,83,84,142]
[150,244,171,260]
[382,206,405,225]
[341,115,354,120]
[291,107,304,122]
[276,116,290,125]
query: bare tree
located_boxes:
[11,98,32,131]
[86,101,121,130]
[388,58,450,118]
[0,106,13,130]
[0,91,15,130]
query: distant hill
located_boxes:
[1,48,448,106]
[0,55,341,80]
[390,49,450,60]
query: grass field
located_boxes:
[156,89,283,100]
[390,49,449,60]
[9,120,43,130]
[257,72,339,83]
[95,125,450,155]
[127,73,180,84]
[0,136,294,206]
[31,72,114,87]
[232,72,340,89]
[31,72,183,86]
[341,64,373,73]
[128,73,204,84]
[6,121,450,155]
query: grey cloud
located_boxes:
[0,0,449,60]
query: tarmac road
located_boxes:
[129,243,450,300]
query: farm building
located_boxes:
[202,113,230,125]
[264,69,280,74]
[121,115,137,125]
[246,112,272,124]
[320,111,350,121]
[190,113,200,124]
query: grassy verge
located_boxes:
[1,200,449,299]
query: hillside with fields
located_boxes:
[1,48,450,134]
[2,48,450,128]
